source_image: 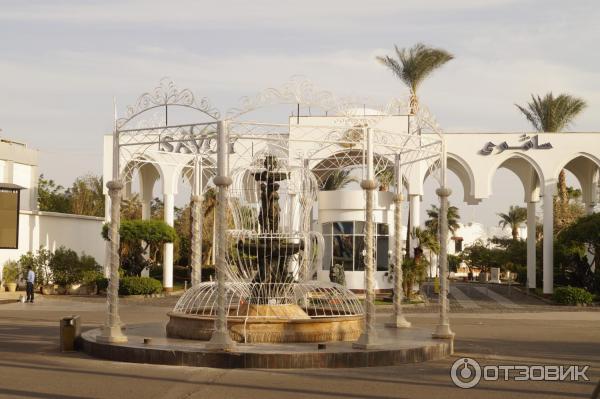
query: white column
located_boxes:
[527,201,537,289]
[353,127,380,349]
[408,194,420,256]
[432,187,454,340]
[386,154,411,329]
[206,119,236,350]
[97,180,127,343]
[141,198,151,220]
[163,192,175,292]
[191,157,203,287]
[543,191,554,294]
[586,168,598,215]
[103,193,111,277]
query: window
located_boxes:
[322,221,390,272]
[332,235,353,271]
[333,222,353,234]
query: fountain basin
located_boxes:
[166,311,363,343]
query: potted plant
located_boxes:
[2,260,20,293]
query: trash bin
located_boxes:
[60,315,81,352]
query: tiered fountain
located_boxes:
[166,154,365,343]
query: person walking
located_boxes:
[26,267,35,303]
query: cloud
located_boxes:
[0,0,523,26]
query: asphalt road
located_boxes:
[0,294,598,399]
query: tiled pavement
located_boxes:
[401,282,599,313]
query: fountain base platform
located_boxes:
[80,322,452,369]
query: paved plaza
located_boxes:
[0,290,598,399]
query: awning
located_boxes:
[0,183,25,191]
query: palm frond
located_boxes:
[377,43,453,111]
[320,169,357,191]
[515,92,587,132]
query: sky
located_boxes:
[1,0,598,226]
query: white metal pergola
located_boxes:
[97,77,454,349]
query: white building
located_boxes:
[0,137,105,274]
[106,124,600,294]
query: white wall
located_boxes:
[0,210,105,270]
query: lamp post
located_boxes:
[353,127,380,349]
[386,154,411,329]
[98,104,127,344]
[206,119,236,350]
[191,155,202,287]
[432,141,454,342]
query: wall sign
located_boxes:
[158,133,217,154]
[480,134,552,155]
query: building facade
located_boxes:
[0,138,105,273]
[104,111,600,294]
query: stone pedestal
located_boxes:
[490,267,501,284]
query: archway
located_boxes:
[487,155,542,290]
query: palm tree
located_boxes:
[497,205,527,240]
[121,193,142,220]
[412,227,440,277]
[320,169,356,191]
[515,93,587,204]
[378,43,452,257]
[377,43,454,114]
[425,204,460,238]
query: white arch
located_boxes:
[447,153,478,205]
[554,152,600,207]
[172,156,217,195]
[486,152,545,199]
[553,152,600,181]
[308,149,401,187]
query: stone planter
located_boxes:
[67,283,82,295]
[66,284,98,295]
[6,283,17,293]
[41,285,56,295]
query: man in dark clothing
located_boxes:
[26,267,35,303]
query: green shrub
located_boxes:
[49,247,81,286]
[81,269,104,286]
[48,247,101,286]
[2,260,21,284]
[96,277,109,292]
[552,286,594,306]
[119,276,162,295]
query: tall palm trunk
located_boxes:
[558,169,568,205]
[512,226,519,241]
[409,93,418,115]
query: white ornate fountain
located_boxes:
[167,152,365,343]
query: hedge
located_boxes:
[552,286,594,306]
[119,276,163,295]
